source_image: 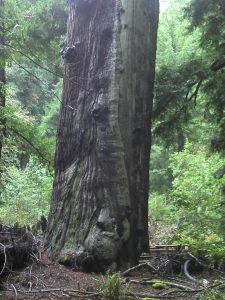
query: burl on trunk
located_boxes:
[45,0,159,272]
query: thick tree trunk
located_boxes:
[45,0,159,271]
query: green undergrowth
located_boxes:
[149,143,225,261]
[195,285,225,300]
[100,273,129,300]
[0,157,52,225]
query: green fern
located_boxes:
[100,273,129,300]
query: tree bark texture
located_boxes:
[45,0,159,271]
[0,0,6,180]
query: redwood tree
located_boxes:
[45,0,159,271]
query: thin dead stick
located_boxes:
[30,252,42,264]
[127,281,225,299]
[66,291,99,299]
[0,243,7,275]
[11,284,18,300]
[122,262,159,276]
[29,265,32,291]
[8,288,99,296]
[167,276,192,284]
[128,291,183,299]
[159,282,225,297]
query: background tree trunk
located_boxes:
[45,0,159,271]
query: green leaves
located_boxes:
[1,157,52,225]
[100,273,128,300]
[1,99,55,173]
[0,0,66,225]
[151,0,225,262]
[154,1,207,147]
[169,142,225,259]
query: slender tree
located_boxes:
[45,0,159,271]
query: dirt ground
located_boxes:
[0,249,216,300]
[0,225,224,300]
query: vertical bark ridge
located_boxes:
[45,0,159,271]
[0,0,6,183]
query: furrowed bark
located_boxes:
[0,0,6,182]
[45,0,159,271]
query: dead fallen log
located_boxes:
[0,223,38,275]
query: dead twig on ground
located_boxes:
[128,291,185,299]
[127,281,225,299]
[7,288,100,298]
[122,262,159,276]
[159,282,225,297]
[11,284,18,300]
[0,242,7,275]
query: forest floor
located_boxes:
[0,223,224,299]
[2,254,221,300]
[1,252,205,300]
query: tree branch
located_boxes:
[188,78,203,106]
[7,126,51,167]
[1,41,62,78]
[12,59,77,112]
[211,59,225,72]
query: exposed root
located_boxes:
[0,224,38,275]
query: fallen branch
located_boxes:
[11,284,18,300]
[0,243,7,275]
[122,262,159,276]
[159,282,225,297]
[128,283,225,299]
[184,259,199,282]
[141,279,195,291]
[8,288,100,297]
[128,291,184,299]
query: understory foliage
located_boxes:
[150,143,225,259]
[196,285,225,300]
[170,143,225,259]
[0,0,65,224]
[150,0,225,262]
[100,273,128,300]
[0,157,52,224]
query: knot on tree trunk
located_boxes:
[61,42,81,63]
[91,104,109,123]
